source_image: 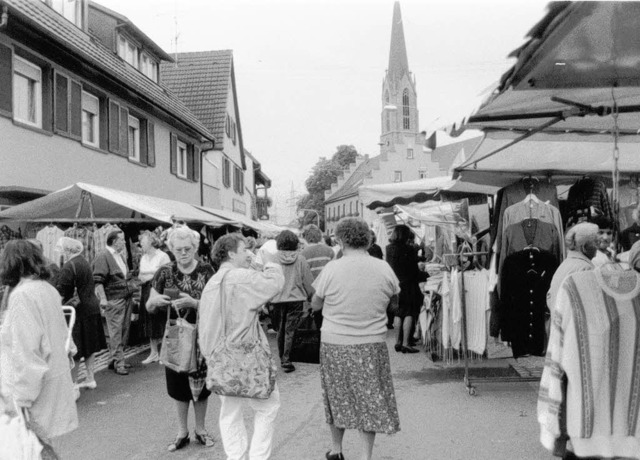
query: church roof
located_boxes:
[387,2,410,80]
[326,156,381,204]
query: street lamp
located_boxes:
[299,208,320,228]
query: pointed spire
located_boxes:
[388,2,409,80]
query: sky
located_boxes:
[96,0,549,225]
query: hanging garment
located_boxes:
[499,219,561,279]
[502,198,564,257]
[35,225,64,266]
[616,181,639,231]
[538,268,640,459]
[64,225,94,264]
[441,270,462,350]
[462,269,490,355]
[492,180,559,261]
[500,249,558,358]
[565,177,613,228]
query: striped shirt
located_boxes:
[301,244,335,280]
[538,267,640,458]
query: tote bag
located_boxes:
[160,303,198,374]
[206,274,276,399]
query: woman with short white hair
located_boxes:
[55,236,107,392]
[146,225,216,452]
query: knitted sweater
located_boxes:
[538,268,640,458]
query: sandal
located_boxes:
[167,434,190,452]
[326,451,345,460]
[194,431,215,447]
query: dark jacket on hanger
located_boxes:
[499,219,561,278]
[565,177,613,227]
[500,248,558,358]
[620,222,640,252]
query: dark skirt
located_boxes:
[165,354,211,402]
[396,282,424,318]
[320,341,400,434]
[72,312,107,360]
[139,281,166,340]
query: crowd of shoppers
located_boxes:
[0,218,417,459]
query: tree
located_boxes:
[297,145,358,229]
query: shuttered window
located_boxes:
[222,156,231,188]
[108,100,120,153]
[170,134,198,181]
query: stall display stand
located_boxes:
[446,250,541,396]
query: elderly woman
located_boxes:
[199,233,284,460]
[0,240,78,442]
[146,226,215,451]
[386,224,427,353]
[55,236,107,391]
[138,231,171,364]
[547,222,598,312]
[311,218,401,460]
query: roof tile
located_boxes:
[4,0,214,141]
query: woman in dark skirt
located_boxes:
[312,218,401,460]
[56,236,107,391]
[137,231,171,364]
[386,224,428,353]
[146,226,215,452]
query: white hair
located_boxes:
[166,226,200,251]
[57,236,84,255]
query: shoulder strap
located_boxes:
[218,271,230,339]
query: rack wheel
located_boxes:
[468,386,477,396]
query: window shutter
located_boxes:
[0,43,11,114]
[99,98,108,150]
[108,100,120,153]
[69,80,82,138]
[186,144,194,180]
[54,72,69,133]
[139,119,148,165]
[119,106,129,157]
[146,121,155,166]
[170,133,177,174]
[39,67,53,132]
[192,146,200,183]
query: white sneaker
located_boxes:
[266,328,277,335]
[80,379,97,390]
[142,354,159,365]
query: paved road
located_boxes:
[56,333,550,460]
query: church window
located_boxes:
[407,148,414,159]
[419,168,427,179]
[394,171,402,183]
[403,89,410,130]
[385,114,390,133]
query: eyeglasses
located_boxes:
[173,247,193,254]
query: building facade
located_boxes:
[161,51,271,219]
[0,0,215,207]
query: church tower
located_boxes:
[380,2,419,155]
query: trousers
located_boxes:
[103,297,132,369]
[218,386,280,460]
[274,301,303,365]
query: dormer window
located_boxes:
[140,52,158,82]
[118,35,138,67]
[117,34,159,82]
[42,0,84,29]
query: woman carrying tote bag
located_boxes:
[199,233,284,460]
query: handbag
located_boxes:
[206,273,276,399]
[159,300,198,374]
[290,309,320,364]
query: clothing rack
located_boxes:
[444,250,540,396]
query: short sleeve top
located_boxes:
[151,261,214,323]
[313,253,400,344]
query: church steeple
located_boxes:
[388,1,409,80]
[380,2,419,156]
